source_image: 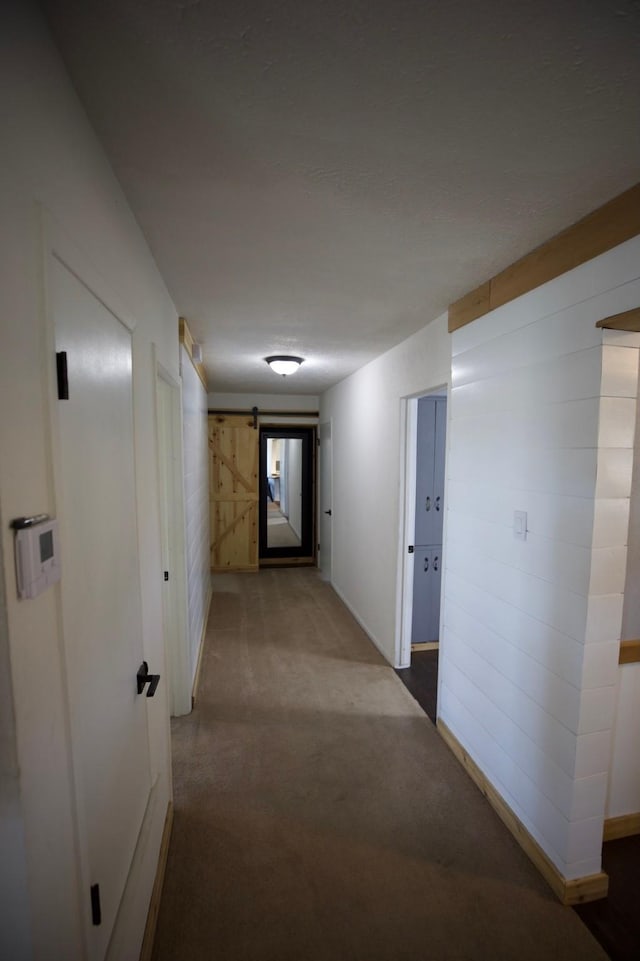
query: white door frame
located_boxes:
[155,358,191,717]
[395,384,450,670]
[319,419,333,581]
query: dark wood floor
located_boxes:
[395,649,438,724]
[395,649,640,961]
[574,835,640,961]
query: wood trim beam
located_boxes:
[448,282,491,332]
[139,801,174,961]
[259,556,317,567]
[179,317,208,391]
[596,307,640,332]
[603,812,640,842]
[437,719,609,905]
[449,182,640,333]
[619,639,640,664]
[209,408,320,418]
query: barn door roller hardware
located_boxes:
[136,661,160,697]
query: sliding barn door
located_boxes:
[208,414,259,571]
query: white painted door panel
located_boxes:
[412,397,446,645]
[434,399,446,533]
[414,399,436,546]
[52,258,151,961]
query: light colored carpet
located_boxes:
[267,506,300,548]
[153,568,607,961]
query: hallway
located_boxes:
[152,569,606,961]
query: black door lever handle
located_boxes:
[137,661,161,697]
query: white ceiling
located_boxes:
[41,0,640,395]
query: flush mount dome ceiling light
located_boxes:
[265,355,304,376]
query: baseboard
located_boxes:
[259,556,316,567]
[437,719,609,906]
[330,582,390,664]
[191,584,213,708]
[139,800,174,961]
[603,811,640,841]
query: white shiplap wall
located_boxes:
[441,235,640,880]
[181,346,211,684]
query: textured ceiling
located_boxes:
[41,0,640,394]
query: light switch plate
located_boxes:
[514,510,527,540]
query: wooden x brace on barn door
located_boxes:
[208,414,259,571]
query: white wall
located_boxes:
[0,3,178,958]
[320,314,450,663]
[181,348,211,684]
[285,439,303,539]
[0,501,32,958]
[442,235,640,881]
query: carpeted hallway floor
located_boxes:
[152,568,608,961]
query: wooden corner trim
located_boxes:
[437,719,608,905]
[619,639,640,664]
[596,307,640,332]
[179,316,208,391]
[603,812,640,842]
[448,182,640,333]
[139,800,174,961]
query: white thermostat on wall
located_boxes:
[11,514,61,599]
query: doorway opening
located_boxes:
[396,388,448,722]
[259,426,316,564]
[318,420,333,581]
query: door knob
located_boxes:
[324,509,332,516]
[136,661,160,698]
[425,496,431,511]
[424,556,429,572]
[433,555,439,572]
[435,496,441,512]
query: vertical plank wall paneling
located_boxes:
[181,345,211,684]
[441,234,640,880]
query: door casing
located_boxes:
[396,386,450,670]
[259,426,316,562]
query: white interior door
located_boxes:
[52,257,152,960]
[319,421,332,581]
